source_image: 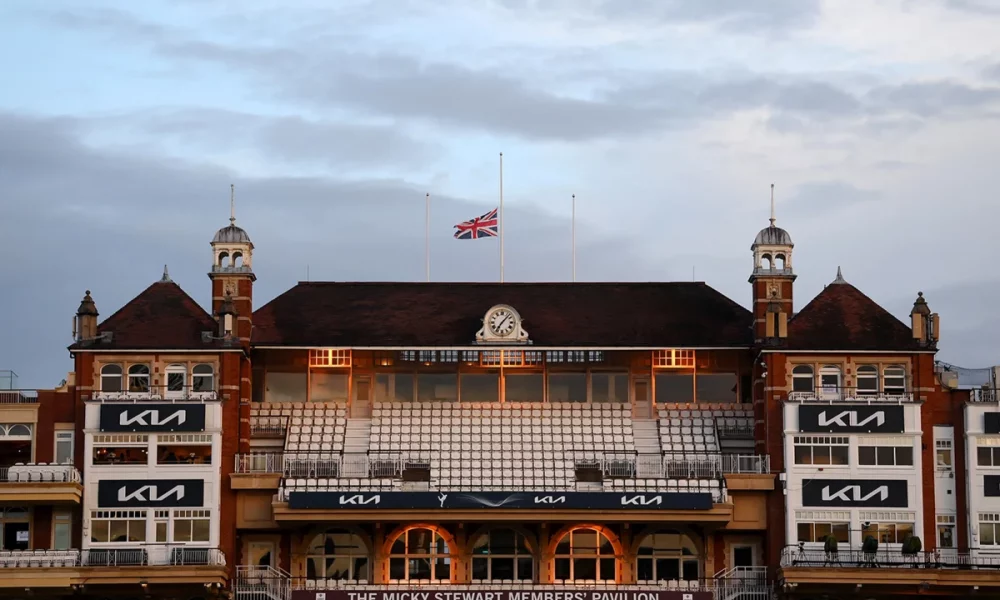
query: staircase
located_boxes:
[235,566,291,600]
[632,419,661,455]
[343,418,372,454]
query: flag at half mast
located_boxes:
[453,208,498,239]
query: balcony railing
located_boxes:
[250,415,289,437]
[971,389,999,403]
[0,464,81,483]
[752,267,794,277]
[91,385,219,402]
[786,387,914,403]
[211,265,254,274]
[0,390,38,404]
[0,546,225,568]
[235,452,286,474]
[236,566,293,600]
[780,546,1000,569]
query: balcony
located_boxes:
[0,546,227,588]
[251,414,289,438]
[91,385,219,402]
[752,267,794,277]
[785,386,915,403]
[0,464,82,503]
[0,389,38,405]
[970,389,998,403]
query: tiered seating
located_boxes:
[0,550,79,568]
[657,404,753,454]
[281,403,347,453]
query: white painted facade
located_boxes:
[81,401,223,553]
[783,401,925,549]
[963,400,1000,554]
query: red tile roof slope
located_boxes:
[72,281,219,350]
[787,282,922,351]
[251,282,754,347]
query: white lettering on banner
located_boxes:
[119,409,186,427]
[821,485,889,503]
[817,410,885,428]
[339,494,380,505]
[316,594,326,600]
[621,495,662,506]
[533,495,566,504]
[118,484,185,503]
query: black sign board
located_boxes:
[802,479,908,508]
[985,413,1000,434]
[98,479,205,508]
[100,404,206,433]
[985,476,1000,497]
[292,590,711,600]
[799,405,904,434]
[288,491,713,511]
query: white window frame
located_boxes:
[165,364,187,398]
[55,430,74,464]
[52,511,72,550]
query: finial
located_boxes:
[161,265,172,283]
[831,266,846,284]
[230,184,236,225]
[769,183,776,227]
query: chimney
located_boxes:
[910,291,933,346]
[75,290,99,341]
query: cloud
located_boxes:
[867,81,1000,118]
[780,181,881,218]
[943,0,1000,15]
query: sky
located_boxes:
[1,0,999,387]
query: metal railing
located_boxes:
[752,267,794,277]
[715,418,754,439]
[786,387,914,403]
[251,415,289,437]
[91,385,219,402]
[212,265,254,274]
[0,390,39,404]
[0,546,225,568]
[780,546,1000,569]
[971,389,999,403]
[235,452,286,474]
[236,565,292,600]
[0,464,81,483]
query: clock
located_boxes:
[488,308,517,337]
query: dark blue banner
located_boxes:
[288,491,713,510]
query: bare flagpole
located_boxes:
[572,193,576,282]
[499,152,505,284]
[425,193,431,282]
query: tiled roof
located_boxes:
[251,282,754,348]
[786,282,922,351]
[72,281,220,350]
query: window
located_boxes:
[819,366,841,400]
[173,509,211,542]
[90,510,146,543]
[504,374,543,402]
[653,350,694,368]
[859,441,914,466]
[980,513,1000,546]
[695,373,738,404]
[309,349,351,367]
[636,530,700,582]
[856,365,878,396]
[460,374,499,402]
[127,364,150,393]
[192,364,214,394]
[937,515,956,549]
[155,510,169,542]
[53,511,72,550]
[472,529,533,581]
[548,373,587,403]
[793,436,849,465]
[306,529,370,581]
[936,439,953,471]
[883,366,906,396]
[310,372,349,402]
[166,364,186,396]
[554,528,616,582]
[655,373,694,403]
[55,431,74,464]
[375,374,414,402]
[592,373,628,403]
[157,437,212,465]
[92,446,149,465]
[416,374,457,402]
[0,507,30,550]
[792,365,814,394]
[862,521,914,544]
[978,447,1000,467]
[265,372,307,403]
[797,522,849,544]
[100,364,123,392]
[389,528,452,581]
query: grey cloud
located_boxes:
[867,82,1000,118]
[944,0,1000,14]
[781,181,881,218]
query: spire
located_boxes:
[831,266,846,284]
[230,184,236,225]
[769,183,776,227]
[161,264,172,283]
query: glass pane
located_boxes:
[54,522,72,550]
[548,374,586,402]
[696,373,738,403]
[815,523,832,538]
[896,446,913,466]
[417,374,457,402]
[555,558,571,580]
[472,557,488,580]
[831,446,849,465]
[354,557,369,580]
[658,558,680,580]
[156,521,168,542]
[832,523,849,543]
[681,559,699,581]
[311,372,349,402]
[389,557,406,579]
[128,520,146,542]
[573,530,597,553]
[110,520,129,542]
[517,557,533,580]
[433,557,450,580]
[265,372,307,403]
[409,557,431,579]
[174,520,192,542]
[407,529,433,554]
[193,519,211,541]
[637,557,653,581]
[813,446,831,465]
[859,446,876,465]
[504,374,543,402]
[876,447,894,465]
[56,439,73,464]
[599,557,615,581]
[794,445,811,464]
[592,373,628,403]
[792,376,814,392]
[655,374,694,403]
[167,372,185,392]
[979,447,992,466]
[376,374,414,402]
[492,557,515,580]
[573,557,597,580]
[460,374,499,403]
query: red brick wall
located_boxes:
[33,389,75,463]
[760,352,788,571]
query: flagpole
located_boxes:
[572,193,576,282]
[425,193,430,282]
[499,152,504,284]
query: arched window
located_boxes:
[100,364,123,393]
[554,527,615,582]
[856,365,878,396]
[218,252,229,267]
[636,530,700,582]
[819,366,842,400]
[472,529,533,581]
[791,366,814,394]
[760,254,772,270]
[128,364,150,393]
[232,252,243,267]
[192,364,215,394]
[0,424,32,438]
[774,254,786,270]
[306,529,369,582]
[884,365,906,396]
[166,364,186,397]
[388,528,452,582]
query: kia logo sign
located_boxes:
[100,404,205,432]
[802,479,908,507]
[98,479,204,508]
[799,405,904,433]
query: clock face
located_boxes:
[488,309,516,336]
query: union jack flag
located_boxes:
[454,208,499,239]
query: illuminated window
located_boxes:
[90,510,146,543]
[173,509,211,542]
[309,349,351,367]
[306,529,370,581]
[653,350,694,368]
[389,528,452,581]
[936,439,953,471]
[554,528,616,582]
[636,530,700,582]
[472,529,533,581]
[797,521,849,544]
[793,436,849,465]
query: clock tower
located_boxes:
[209,185,255,345]
[749,185,795,343]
